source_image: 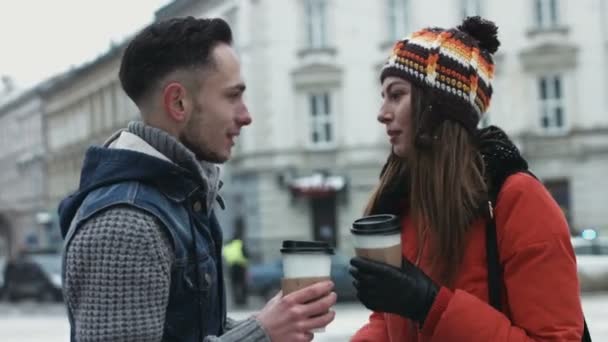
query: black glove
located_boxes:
[349,257,439,324]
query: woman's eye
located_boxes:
[389,92,402,101]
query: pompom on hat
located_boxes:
[380,16,500,133]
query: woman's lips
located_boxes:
[387,130,401,143]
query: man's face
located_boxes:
[180,43,252,163]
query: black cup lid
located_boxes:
[280,240,335,254]
[351,214,400,235]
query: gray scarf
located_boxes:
[126,121,222,213]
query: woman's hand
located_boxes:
[349,257,439,323]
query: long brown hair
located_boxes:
[365,85,488,284]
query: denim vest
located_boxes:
[62,177,226,341]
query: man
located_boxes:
[58,17,336,342]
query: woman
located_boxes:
[349,17,586,341]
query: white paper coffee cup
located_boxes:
[351,214,402,267]
[281,240,334,333]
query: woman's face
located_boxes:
[378,77,413,158]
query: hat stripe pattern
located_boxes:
[382,27,495,117]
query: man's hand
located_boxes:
[349,257,439,323]
[255,281,337,342]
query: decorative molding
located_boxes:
[230,143,389,173]
[518,128,608,159]
[291,63,343,89]
[526,26,570,38]
[297,47,337,58]
[519,42,578,72]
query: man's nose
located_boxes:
[237,105,252,126]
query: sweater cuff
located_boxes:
[211,316,270,342]
[421,286,453,336]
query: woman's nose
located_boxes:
[377,106,393,124]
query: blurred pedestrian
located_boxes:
[223,217,249,307]
[58,16,335,342]
[349,16,588,341]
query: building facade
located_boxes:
[0,44,139,255]
[43,46,139,209]
[0,88,49,257]
[488,0,608,234]
[158,0,608,260]
[2,0,607,260]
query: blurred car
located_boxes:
[4,249,63,302]
[248,253,357,301]
[572,236,608,292]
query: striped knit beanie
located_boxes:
[380,16,500,133]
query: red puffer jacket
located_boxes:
[351,172,584,341]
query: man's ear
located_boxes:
[162,82,192,123]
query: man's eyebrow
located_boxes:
[225,83,246,92]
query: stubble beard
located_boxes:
[180,130,227,164]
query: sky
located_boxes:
[0,0,173,90]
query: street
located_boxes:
[0,293,607,341]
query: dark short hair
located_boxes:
[119,16,233,104]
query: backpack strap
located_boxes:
[485,200,502,311]
[486,171,591,341]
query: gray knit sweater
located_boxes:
[64,122,270,342]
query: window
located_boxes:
[305,0,328,49]
[387,0,410,41]
[115,90,126,124]
[90,91,103,132]
[308,92,334,147]
[103,87,114,130]
[110,84,119,127]
[534,0,559,29]
[544,179,571,222]
[6,119,18,154]
[98,91,106,130]
[538,75,566,132]
[26,116,40,150]
[118,90,138,121]
[462,0,481,18]
[48,108,88,150]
